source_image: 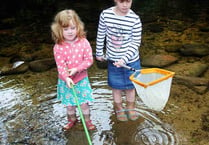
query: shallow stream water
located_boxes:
[0,0,208,144]
[0,65,180,145]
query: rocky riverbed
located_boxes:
[0,17,209,144]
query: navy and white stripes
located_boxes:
[96,6,142,64]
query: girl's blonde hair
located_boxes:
[51,9,86,44]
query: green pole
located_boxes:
[71,85,93,145]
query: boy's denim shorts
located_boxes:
[107,59,141,90]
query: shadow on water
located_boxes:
[0,65,180,145]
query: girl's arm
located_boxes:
[96,11,106,57]
[121,18,142,63]
[76,39,93,72]
[53,44,69,81]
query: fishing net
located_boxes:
[130,68,175,111]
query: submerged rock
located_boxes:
[167,62,208,77]
[29,58,56,72]
[180,44,209,56]
[0,61,28,75]
[174,75,209,94]
[141,54,178,67]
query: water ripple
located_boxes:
[131,104,179,145]
[132,120,178,145]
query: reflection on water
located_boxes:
[91,72,114,145]
[0,76,25,144]
[0,69,180,145]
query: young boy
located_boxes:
[96,0,142,121]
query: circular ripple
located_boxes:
[132,120,178,145]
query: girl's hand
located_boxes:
[113,59,125,67]
[96,56,106,61]
[66,77,74,88]
[68,68,78,76]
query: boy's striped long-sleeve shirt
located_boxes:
[96,6,142,64]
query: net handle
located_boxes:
[108,58,141,72]
[119,63,137,72]
[94,54,140,72]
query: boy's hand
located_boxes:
[66,77,74,88]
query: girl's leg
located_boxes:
[125,89,139,121]
[112,88,123,110]
[113,88,128,121]
[81,103,95,130]
[63,105,77,130]
[80,103,90,121]
[67,105,77,121]
[125,88,135,109]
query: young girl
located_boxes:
[96,0,142,121]
[51,9,95,130]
